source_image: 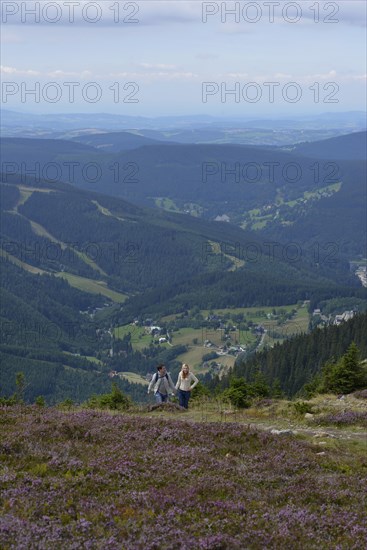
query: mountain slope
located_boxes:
[2,173,357,296]
[210,312,367,397]
[1,174,364,403]
[291,131,367,160]
[1,133,365,258]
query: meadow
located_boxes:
[1,404,366,549]
[114,304,309,374]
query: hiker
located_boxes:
[175,363,199,409]
[147,364,176,403]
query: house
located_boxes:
[214,214,230,222]
[355,266,367,287]
[334,311,355,325]
[159,337,167,344]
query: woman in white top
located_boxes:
[175,364,199,409]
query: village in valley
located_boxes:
[75,291,366,388]
[105,302,331,383]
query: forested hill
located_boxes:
[292,131,367,160]
[209,312,367,397]
[1,131,366,258]
[1,173,356,297]
[1,169,365,404]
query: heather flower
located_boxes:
[0,406,366,549]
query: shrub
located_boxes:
[0,394,17,406]
[303,343,367,397]
[292,401,314,416]
[87,383,131,411]
[248,371,271,398]
[35,396,46,407]
[191,384,210,400]
[58,398,74,410]
[223,378,251,408]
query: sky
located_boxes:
[1,0,366,117]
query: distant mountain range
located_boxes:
[1,130,366,259]
[1,109,366,145]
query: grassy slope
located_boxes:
[3,184,126,302]
[55,272,127,303]
[120,372,149,386]
[1,250,126,303]
[0,400,366,549]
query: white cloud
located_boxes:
[138,63,178,70]
[47,69,93,79]
[1,65,364,87]
[1,65,94,79]
[110,70,198,82]
[0,65,40,76]
[226,73,250,79]
[207,70,366,85]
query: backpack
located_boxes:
[154,372,169,384]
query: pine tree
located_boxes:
[249,370,271,398]
[330,342,366,394]
[271,378,285,399]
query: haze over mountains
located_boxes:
[2,125,366,259]
[2,109,366,145]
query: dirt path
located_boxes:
[244,418,367,442]
[145,402,367,444]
